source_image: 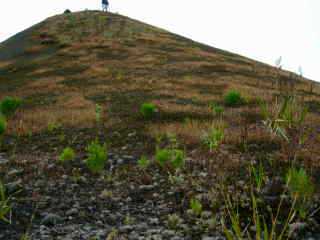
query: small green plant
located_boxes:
[47,122,61,132]
[190,198,203,217]
[140,103,157,119]
[250,161,265,192]
[0,96,22,117]
[0,180,12,223]
[224,90,243,107]
[155,148,185,170]
[59,147,76,163]
[286,167,314,219]
[137,155,150,170]
[86,140,108,174]
[167,214,182,231]
[211,103,224,118]
[202,126,224,152]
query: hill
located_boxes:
[0,10,320,239]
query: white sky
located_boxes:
[1,0,319,81]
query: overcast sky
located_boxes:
[1,0,319,81]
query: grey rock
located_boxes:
[41,213,63,226]
[119,225,134,233]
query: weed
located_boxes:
[222,167,299,240]
[86,140,108,174]
[286,167,314,219]
[47,122,61,132]
[190,198,203,217]
[211,103,224,118]
[224,90,243,107]
[0,180,12,223]
[249,161,265,192]
[202,126,224,152]
[140,103,157,119]
[155,148,185,171]
[59,147,76,163]
[0,96,22,117]
[137,155,150,170]
[167,214,182,231]
[260,96,308,164]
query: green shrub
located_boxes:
[140,103,157,119]
[155,148,185,170]
[0,117,6,136]
[86,140,108,174]
[59,147,76,163]
[224,90,243,107]
[0,97,22,117]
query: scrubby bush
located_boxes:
[0,97,22,117]
[0,117,6,136]
[224,90,243,107]
[86,140,107,174]
[64,9,71,14]
[140,103,157,119]
[59,147,76,163]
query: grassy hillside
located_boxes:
[0,10,320,239]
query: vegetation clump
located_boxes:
[224,90,243,107]
[140,103,157,119]
[59,147,76,163]
[211,103,224,118]
[137,155,150,170]
[86,140,108,174]
[202,126,224,152]
[0,96,22,117]
[189,198,203,217]
[286,167,314,219]
[155,148,185,171]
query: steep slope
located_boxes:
[0,10,319,136]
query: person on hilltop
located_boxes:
[102,0,109,12]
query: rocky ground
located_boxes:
[1,143,320,240]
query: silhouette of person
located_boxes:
[102,0,109,11]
